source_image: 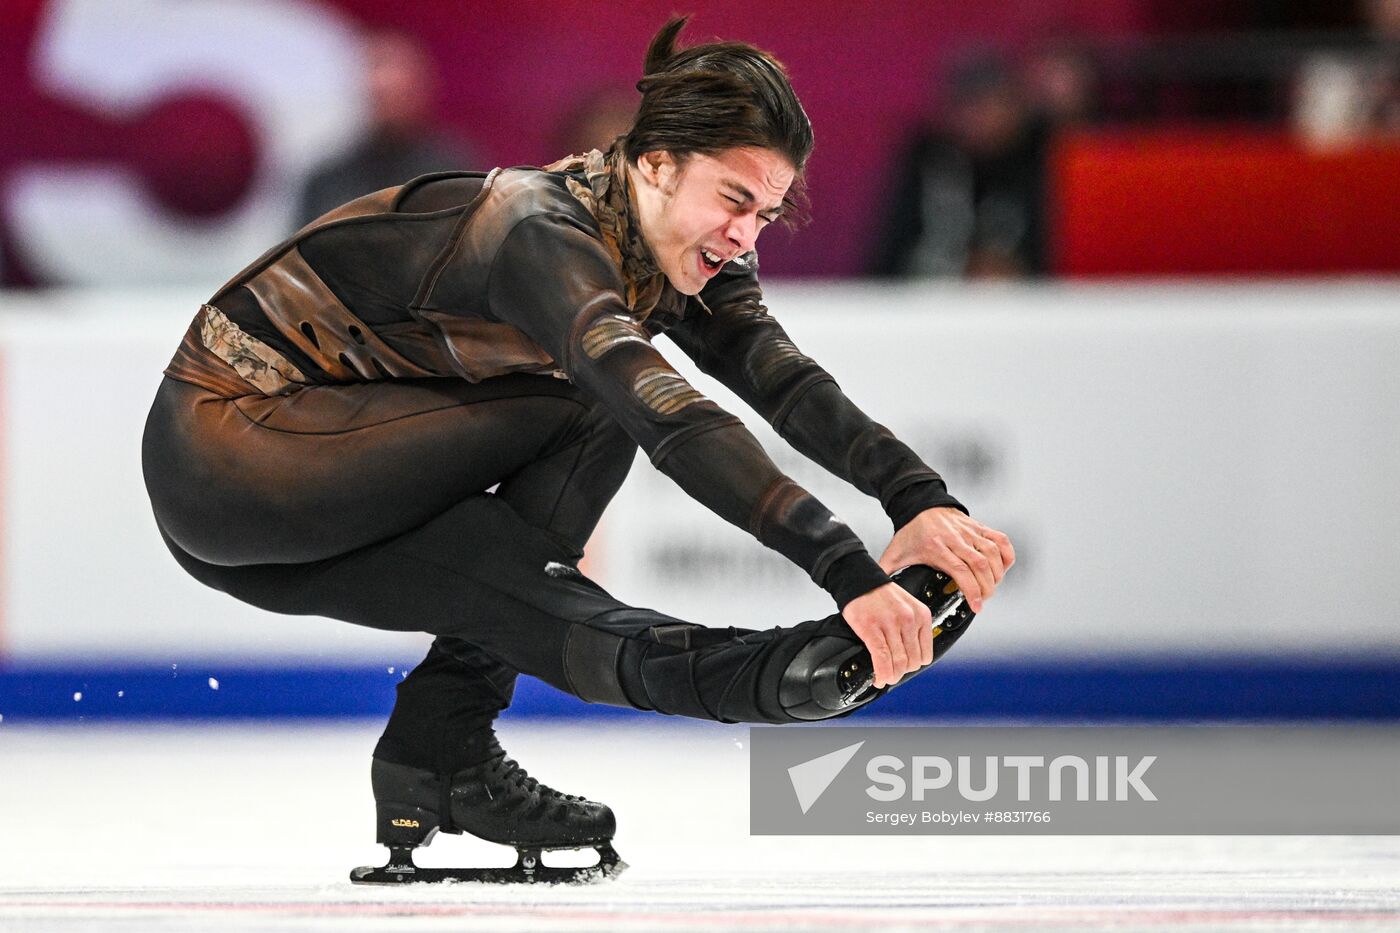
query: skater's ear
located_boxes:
[634,150,681,196]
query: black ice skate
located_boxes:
[350,736,625,885]
[778,565,976,720]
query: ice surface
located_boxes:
[1,721,1396,931]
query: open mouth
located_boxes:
[699,247,724,274]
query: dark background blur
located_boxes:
[0,0,1396,285]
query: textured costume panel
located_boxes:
[198,304,307,395]
[742,330,817,400]
[632,366,705,416]
[581,313,651,360]
[164,313,265,398]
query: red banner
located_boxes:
[1054,129,1400,276]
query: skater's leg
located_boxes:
[372,637,518,774]
[145,372,640,773]
[142,373,631,567]
[159,493,972,725]
[494,390,638,553]
[374,401,638,770]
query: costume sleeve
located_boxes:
[485,212,890,607]
[667,260,967,531]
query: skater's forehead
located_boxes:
[691,147,793,212]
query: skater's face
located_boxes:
[629,147,795,295]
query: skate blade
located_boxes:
[350,843,627,885]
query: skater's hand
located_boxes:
[878,507,1015,613]
[842,583,933,689]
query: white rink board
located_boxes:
[0,282,1397,663]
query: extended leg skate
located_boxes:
[778,565,976,720]
[351,736,625,885]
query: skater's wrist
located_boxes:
[886,480,967,531]
[824,551,893,609]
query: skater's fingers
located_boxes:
[870,640,895,689]
[975,525,1015,580]
[843,589,895,687]
[893,591,930,677]
[984,528,1016,572]
[935,544,984,611]
[951,539,996,606]
[898,612,923,678]
[883,618,910,682]
[918,611,934,667]
[974,533,1006,584]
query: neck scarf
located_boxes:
[546,146,667,321]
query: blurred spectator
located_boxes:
[554,86,636,158]
[1294,0,1400,147]
[296,29,477,227]
[1025,41,1099,128]
[869,52,1050,280]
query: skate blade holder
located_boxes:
[351,842,627,885]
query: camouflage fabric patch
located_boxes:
[547,146,666,320]
[199,304,308,395]
[633,366,704,416]
[581,313,650,360]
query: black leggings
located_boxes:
[142,374,862,773]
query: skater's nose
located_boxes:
[723,212,759,255]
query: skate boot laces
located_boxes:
[471,739,591,822]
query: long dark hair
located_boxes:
[622,16,813,222]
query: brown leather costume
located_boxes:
[161,152,962,608]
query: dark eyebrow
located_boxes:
[723,181,785,216]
